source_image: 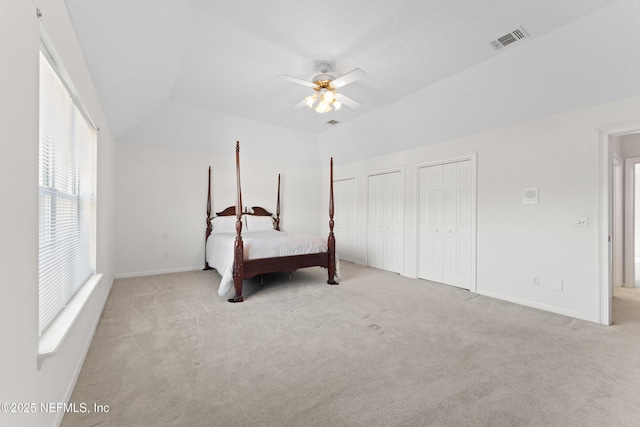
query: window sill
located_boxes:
[38,273,102,368]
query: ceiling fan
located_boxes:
[280,63,366,113]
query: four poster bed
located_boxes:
[204,141,338,302]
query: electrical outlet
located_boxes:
[552,279,563,292]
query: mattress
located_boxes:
[206,230,330,296]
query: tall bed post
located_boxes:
[204,166,213,270]
[275,174,281,231]
[327,157,338,285]
[231,141,245,302]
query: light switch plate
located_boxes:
[574,218,588,227]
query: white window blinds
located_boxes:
[38,50,97,337]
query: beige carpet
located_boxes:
[62,262,640,427]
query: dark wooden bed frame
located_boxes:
[204,141,338,302]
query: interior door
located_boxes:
[367,174,383,269]
[441,163,457,285]
[418,166,443,282]
[418,160,472,289]
[455,160,472,288]
[334,178,357,263]
[367,171,403,273]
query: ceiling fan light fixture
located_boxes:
[315,100,331,113]
[281,63,365,113]
[305,93,317,108]
[323,90,336,103]
[307,89,341,113]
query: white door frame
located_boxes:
[599,121,640,325]
[415,152,477,293]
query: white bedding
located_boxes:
[206,230,335,297]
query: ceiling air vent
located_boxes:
[490,27,528,50]
[327,120,339,125]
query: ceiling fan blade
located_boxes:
[335,93,361,109]
[294,98,308,109]
[279,74,316,88]
[331,68,366,88]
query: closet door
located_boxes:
[441,163,457,285]
[367,174,384,269]
[418,160,471,289]
[367,171,403,273]
[334,178,357,263]
[418,166,443,282]
[456,161,472,288]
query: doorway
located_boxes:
[612,153,623,287]
[636,163,640,286]
[600,122,640,325]
[625,158,640,287]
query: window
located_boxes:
[38,49,97,337]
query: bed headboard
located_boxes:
[215,206,273,217]
[203,143,286,270]
[210,206,276,236]
[215,206,236,216]
[212,172,280,230]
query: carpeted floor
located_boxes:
[62,262,640,427]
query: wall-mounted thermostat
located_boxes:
[523,187,538,204]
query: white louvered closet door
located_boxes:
[367,171,403,274]
[419,160,472,289]
[334,178,357,263]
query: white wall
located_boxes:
[0,1,115,426]
[619,133,640,158]
[313,0,640,323]
[114,141,324,277]
[317,0,640,165]
[321,94,640,323]
[121,100,322,167]
[114,100,327,279]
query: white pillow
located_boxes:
[245,215,274,231]
[211,216,238,233]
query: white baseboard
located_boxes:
[114,266,204,279]
[476,289,593,323]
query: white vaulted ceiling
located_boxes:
[63,0,625,143]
